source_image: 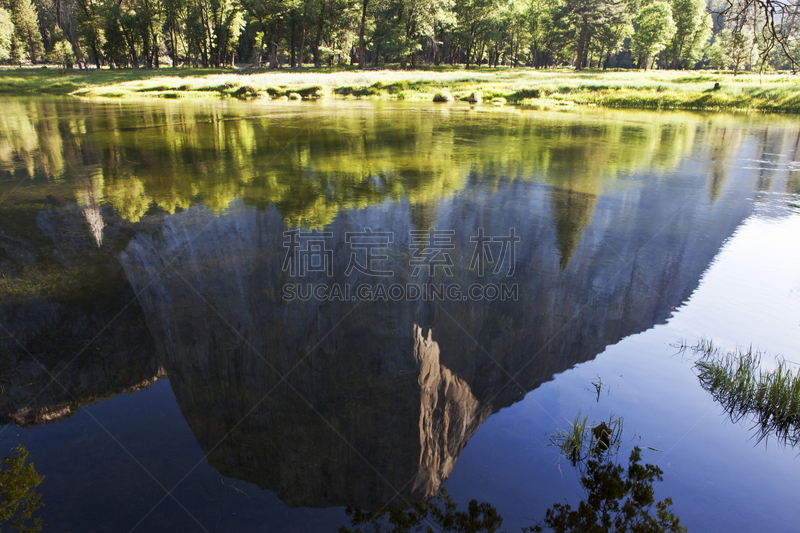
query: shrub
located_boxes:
[433,91,454,103]
[233,85,258,99]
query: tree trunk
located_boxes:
[269,19,280,68]
[313,1,328,67]
[575,17,591,70]
[466,25,476,69]
[171,27,179,67]
[298,2,308,67]
[358,0,369,68]
[290,12,296,67]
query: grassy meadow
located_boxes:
[1,66,800,112]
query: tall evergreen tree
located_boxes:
[9,0,44,63]
[0,6,13,60]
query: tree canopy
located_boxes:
[0,0,797,72]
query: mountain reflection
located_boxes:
[1,99,797,509]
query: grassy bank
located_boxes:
[1,66,800,112]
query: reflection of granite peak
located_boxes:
[116,168,753,508]
[414,324,490,498]
[117,206,492,507]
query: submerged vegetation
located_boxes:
[681,339,800,447]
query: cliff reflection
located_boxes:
[115,166,752,507]
[2,100,797,511]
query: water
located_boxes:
[1,97,799,532]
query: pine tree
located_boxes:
[0,7,13,60]
[9,0,43,63]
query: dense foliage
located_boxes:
[0,444,44,533]
[0,0,797,71]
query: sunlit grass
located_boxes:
[681,339,800,447]
[2,66,799,111]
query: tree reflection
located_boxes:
[0,444,44,533]
[339,488,503,533]
[526,446,685,533]
[5,99,795,231]
[339,419,685,533]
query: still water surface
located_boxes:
[1,97,799,532]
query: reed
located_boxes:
[550,412,623,465]
[682,339,800,447]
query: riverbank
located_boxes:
[1,66,799,112]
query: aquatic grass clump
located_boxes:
[467,91,482,104]
[432,90,454,103]
[334,85,381,97]
[550,412,623,466]
[294,85,323,98]
[135,85,173,92]
[232,85,258,99]
[507,88,540,102]
[379,80,408,94]
[683,340,800,447]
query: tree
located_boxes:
[74,0,105,67]
[9,0,44,63]
[707,27,758,74]
[527,0,561,67]
[162,0,186,66]
[47,27,75,71]
[0,7,13,60]
[713,0,800,71]
[664,0,711,68]
[184,0,242,67]
[102,0,130,67]
[631,0,676,69]
[558,0,630,70]
[592,1,633,68]
[47,28,75,70]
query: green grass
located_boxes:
[682,339,800,447]
[1,66,799,112]
[550,412,623,466]
[0,67,231,95]
[432,90,453,102]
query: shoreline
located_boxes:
[1,67,799,113]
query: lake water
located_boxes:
[1,97,799,532]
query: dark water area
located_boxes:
[1,97,799,532]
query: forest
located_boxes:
[0,0,798,75]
